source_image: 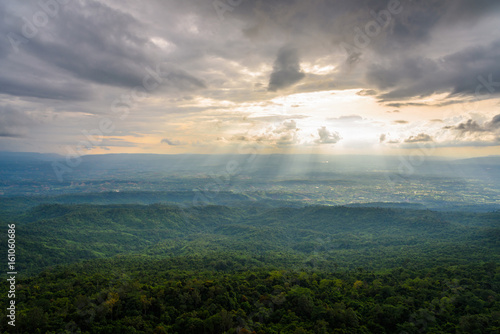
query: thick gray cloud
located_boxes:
[1,2,150,100]
[2,0,499,103]
[268,46,305,91]
[369,40,500,102]
[23,1,155,88]
[1,0,207,102]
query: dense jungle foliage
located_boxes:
[0,203,499,333]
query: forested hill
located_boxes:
[3,204,499,275]
[0,204,499,333]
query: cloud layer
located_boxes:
[0,0,499,154]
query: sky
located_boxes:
[1,0,500,157]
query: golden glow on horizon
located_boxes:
[77,89,500,157]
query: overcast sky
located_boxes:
[1,0,500,157]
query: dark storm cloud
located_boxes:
[268,46,305,92]
[370,40,500,101]
[276,0,500,101]
[441,0,500,23]
[0,0,207,102]
[0,1,156,99]
[2,0,500,103]
[237,0,500,85]
[239,0,498,51]
[343,0,500,56]
[22,1,156,89]
[247,0,500,100]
